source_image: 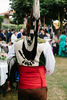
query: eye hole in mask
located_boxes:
[27,34,35,46]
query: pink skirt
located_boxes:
[19,65,47,89]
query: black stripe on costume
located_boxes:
[18,50,25,59]
[39,52,46,66]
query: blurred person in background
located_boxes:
[17,29,24,38]
[0,30,6,41]
[6,29,12,43]
[0,30,2,41]
[11,29,15,34]
[52,32,59,55]
[58,30,67,56]
[11,31,17,44]
[66,37,67,52]
[39,28,48,39]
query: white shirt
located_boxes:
[11,34,17,43]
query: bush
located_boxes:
[0,16,4,29]
[1,24,26,31]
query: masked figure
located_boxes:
[7,0,55,100]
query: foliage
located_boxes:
[10,0,67,25]
[40,0,67,24]
[11,0,33,24]
[0,16,4,29]
[1,24,26,31]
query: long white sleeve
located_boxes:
[11,34,17,43]
[7,44,15,61]
[43,42,55,75]
[7,44,17,75]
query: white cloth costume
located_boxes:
[7,38,55,75]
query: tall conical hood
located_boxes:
[22,0,40,60]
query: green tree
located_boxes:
[0,16,3,29]
[40,0,67,23]
[11,0,33,24]
[10,0,67,26]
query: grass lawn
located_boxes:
[0,56,67,100]
[47,56,67,100]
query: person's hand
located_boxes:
[58,39,61,44]
[4,35,6,38]
[21,36,26,39]
[8,41,12,46]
